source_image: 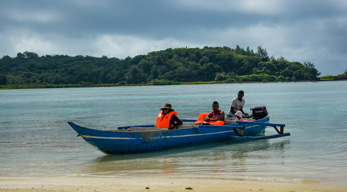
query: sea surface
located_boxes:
[1,81,347,186]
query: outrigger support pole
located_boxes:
[232,121,290,141]
[233,127,245,136]
[236,121,287,134]
[273,126,284,134]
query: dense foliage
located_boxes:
[320,70,347,81]
[0,46,322,88]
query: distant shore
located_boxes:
[2,79,345,90]
[1,176,346,192]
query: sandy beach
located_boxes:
[1,177,346,192]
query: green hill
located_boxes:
[0,46,322,88]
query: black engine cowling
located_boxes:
[251,106,268,119]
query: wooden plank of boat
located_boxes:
[118,125,155,130]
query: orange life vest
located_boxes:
[194,113,225,126]
[156,111,178,128]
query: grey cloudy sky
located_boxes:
[1,0,346,75]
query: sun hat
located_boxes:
[235,111,243,118]
[160,103,173,110]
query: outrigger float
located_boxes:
[68,106,290,154]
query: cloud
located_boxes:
[4,10,61,23]
[0,0,346,75]
[92,34,199,58]
[175,0,283,15]
[0,27,197,59]
[0,28,54,56]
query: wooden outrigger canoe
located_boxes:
[68,115,290,154]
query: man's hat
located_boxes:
[160,103,173,110]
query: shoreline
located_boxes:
[2,80,343,90]
[1,176,346,192]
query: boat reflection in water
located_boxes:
[79,139,291,179]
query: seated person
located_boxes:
[203,101,225,122]
[235,111,243,121]
[156,103,182,129]
[227,90,249,117]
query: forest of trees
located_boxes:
[0,46,324,88]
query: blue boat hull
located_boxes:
[68,117,270,154]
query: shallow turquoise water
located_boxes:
[1,81,347,185]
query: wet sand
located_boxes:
[1,177,346,192]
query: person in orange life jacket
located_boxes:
[203,101,225,122]
[156,103,182,129]
[227,90,249,117]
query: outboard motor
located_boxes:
[251,106,268,120]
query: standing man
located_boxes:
[227,90,249,117]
